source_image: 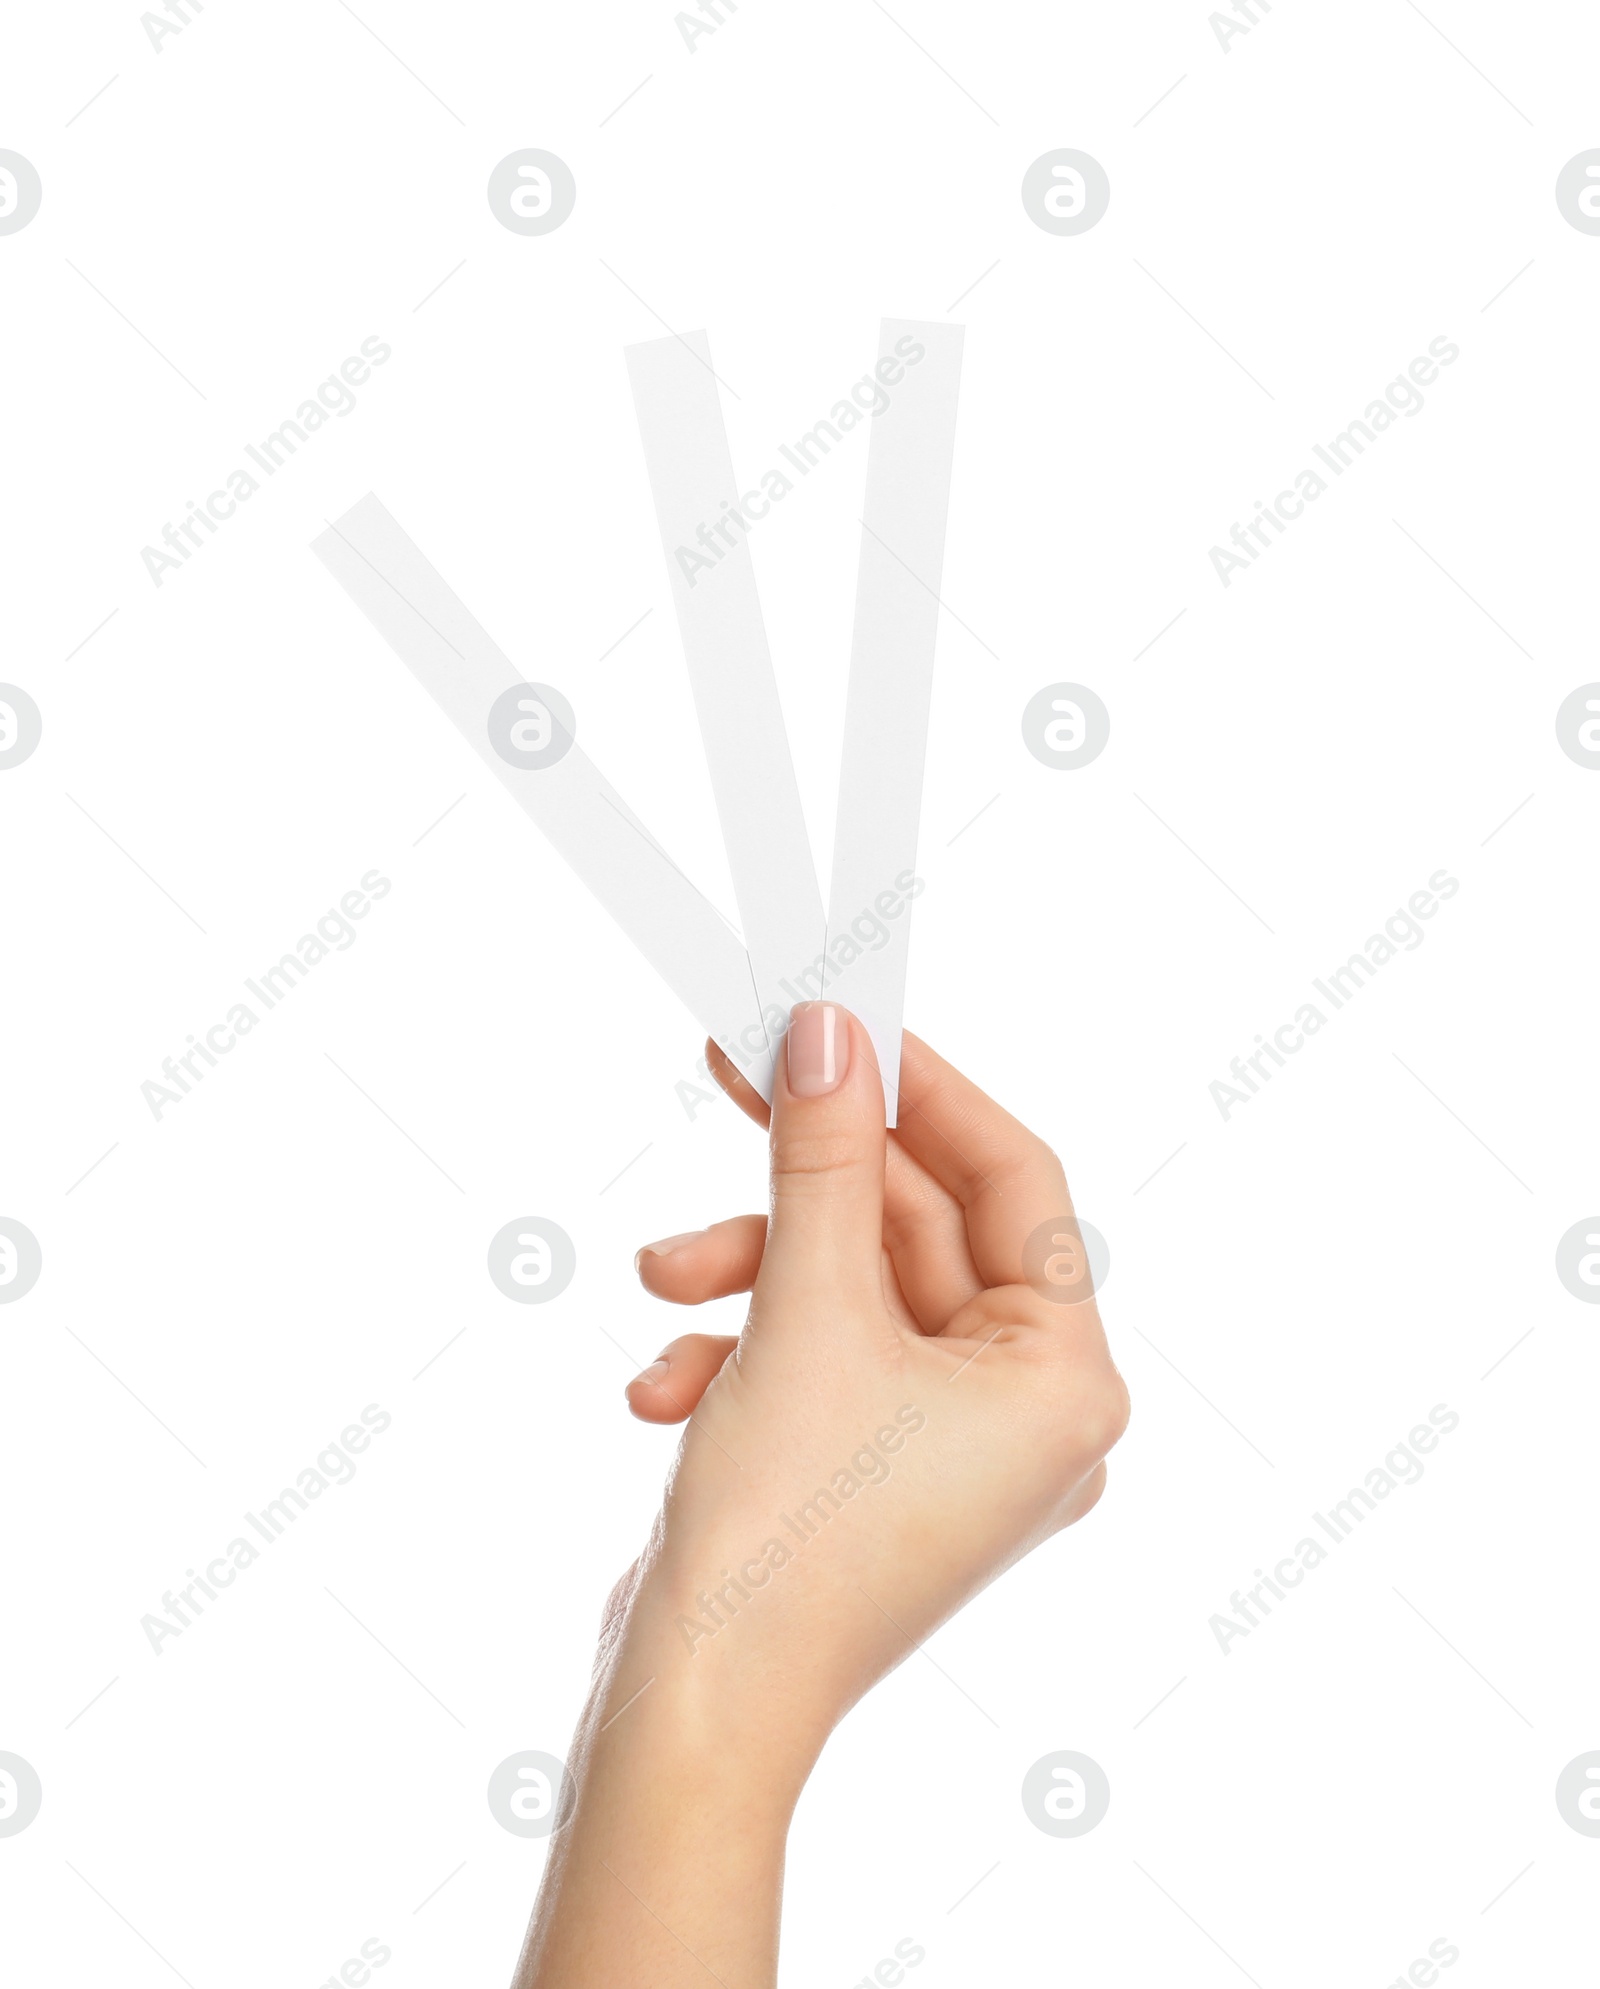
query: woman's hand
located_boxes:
[514,1004,1128,1987]
[624,1002,1128,1745]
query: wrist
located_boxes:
[582,1574,827,1817]
[516,1591,800,1989]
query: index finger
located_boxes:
[892,1030,1079,1293]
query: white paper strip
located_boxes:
[312,494,777,1097]
[826,321,964,1123]
[626,333,825,1065]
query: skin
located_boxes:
[512,1007,1129,1988]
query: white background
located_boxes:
[3,2,1598,1983]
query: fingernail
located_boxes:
[787,1002,848,1097]
[634,1232,701,1270]
[629,1359,669,1392]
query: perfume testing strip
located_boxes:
[626,331,826,1057]
[313,494,777,1096]
[828,320,964,1122]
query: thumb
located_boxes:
[757,1002,886,1299]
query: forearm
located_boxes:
[511,1597,811,1988]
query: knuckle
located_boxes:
[1075,1366,1131,1458]
[962,1284,1028,1333]
[984,1135,1066,1206]
[770,1127,865,1184]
